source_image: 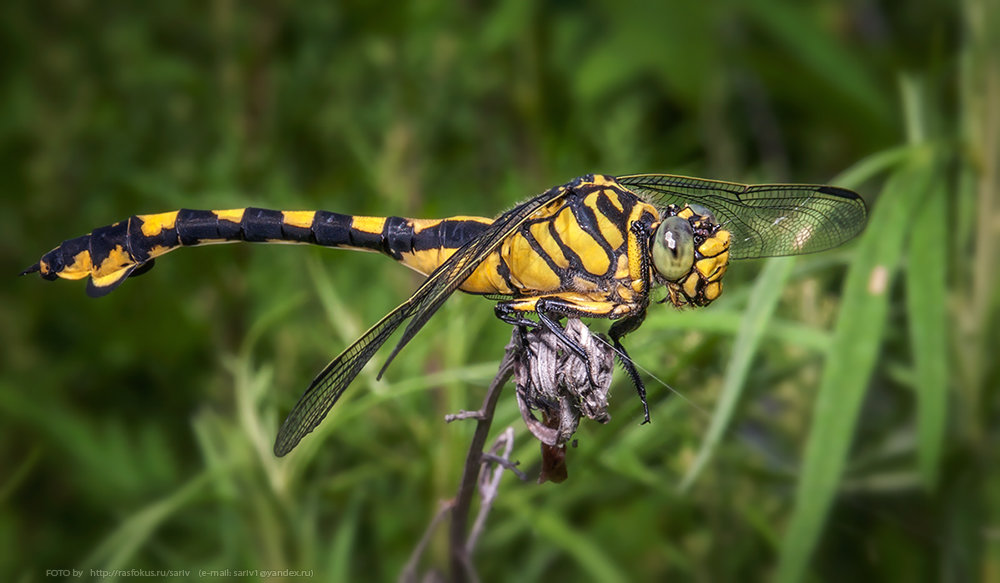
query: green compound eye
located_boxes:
[652,216,695,281]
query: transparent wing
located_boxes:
[273,183,571,456]
[617,174,867,259]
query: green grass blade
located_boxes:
[775,161,932,583]
[81,472,212,573]
[642,309,832,353]
[326,490,363,581]
[831,144,919,188]
[905,167,949,490]
[679,256,795,491]
[746,0,890,123]
[506,501,629,583]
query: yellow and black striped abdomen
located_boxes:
[24,207,494,297]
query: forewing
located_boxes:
[617,174,867,259]
[273,183,571,456]
[273,302,413,456]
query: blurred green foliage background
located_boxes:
[2,1,997,581]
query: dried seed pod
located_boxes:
[513,318,614,448]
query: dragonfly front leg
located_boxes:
[609,311,650,424]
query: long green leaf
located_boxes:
[776,160,932,582]
[905,166,949,490]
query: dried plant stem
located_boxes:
[448,337,517,583]
[399,499,455,583]
[466,427,517,553]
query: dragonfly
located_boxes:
[23,174,867,456]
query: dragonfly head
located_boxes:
[651,204,731,308]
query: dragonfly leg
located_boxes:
[495,299,593,363]
[496,295,647,392]
[533,297,608,388]
[494,303,539,329]
[533,298,590,363]
[609,311,650,424]
[494,303,542,358]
